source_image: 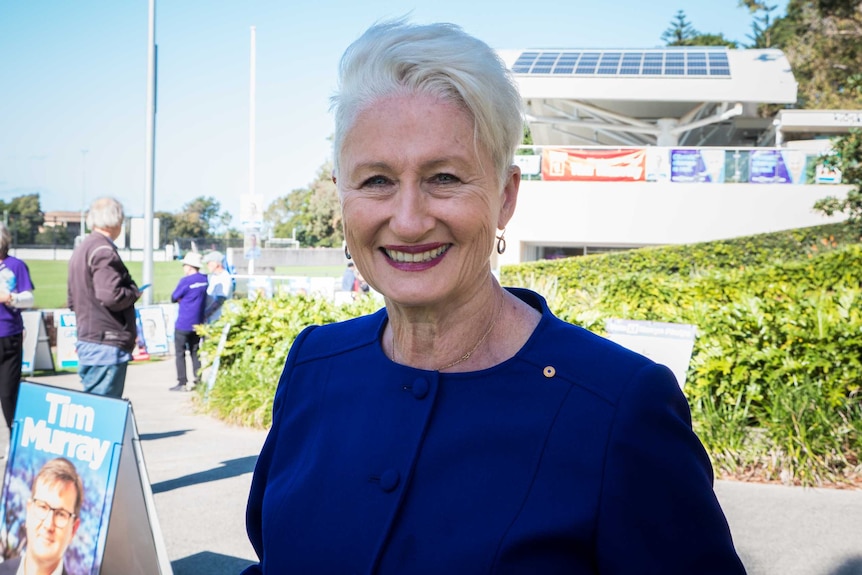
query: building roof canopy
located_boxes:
[498,47,798,147]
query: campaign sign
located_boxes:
[0,382,127,574]
[748,149,809,184]
[55,311,79,369]
[160,304,179,352]
[670,149,726,183]
[645,147,670,182]
[815,162,842,184]
[21,311,54,374]
[605,319,697,389]
[137,306,169,355]
[541,148,646,181]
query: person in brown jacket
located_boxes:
[67,197,141,398]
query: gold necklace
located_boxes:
[392,293,505,372]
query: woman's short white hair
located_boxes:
[86,197,125,230]
[330,19,524,187]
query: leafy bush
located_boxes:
[195,293,381,427]
[199,221,862,486]
[502,223,862,486]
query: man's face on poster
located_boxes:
[26,479,80,568]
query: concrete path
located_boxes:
[5,359,861,575]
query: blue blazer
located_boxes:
[244,288,745,574]
[0,556,70,574]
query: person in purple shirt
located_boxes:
[0,222,35,431]
[170,252,208,391]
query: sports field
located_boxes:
[23,260,343,310]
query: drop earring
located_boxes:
[495,229,507,255]
[344,245,352,260]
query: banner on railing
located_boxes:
[527,146,841,185]
[749,149,809,184]
[541,148,646,182]
[513,154,541,177]
[670,149,727,183]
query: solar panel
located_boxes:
[511,48,732,78]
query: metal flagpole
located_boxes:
[142,0,157,305]
[248,25,256,277]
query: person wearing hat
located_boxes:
[170,251,208,391]
[203,251,233,324]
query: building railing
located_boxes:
[514,145,841,185]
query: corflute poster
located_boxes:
[0,382,128,575]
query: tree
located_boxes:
[745,3,779,47]
[155,210,177,245]
[171,196,230,240]
[304,163,342,247]
[813,129,862,227]
[264,192,303,240]
[265,161,343,247]
[34,225,71,246]
[4,193,43,244]
[687,33,738,48]
[765,0,862,108]
[661,10,698,45]
[660,10,738,47]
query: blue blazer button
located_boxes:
[379,469,400,493]
[412,378,429,399]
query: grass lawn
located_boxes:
[26,260,185,309]
[25,260,346,310]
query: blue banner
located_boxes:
[749,150,809,184]
[670,149,726,183]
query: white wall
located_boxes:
[10,248,174,262]
[500,180,851,266]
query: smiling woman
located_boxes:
[242,19,746,575]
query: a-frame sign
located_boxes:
[0,382,172,574]
[21,311,54,375]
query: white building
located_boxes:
[495,46,855,266]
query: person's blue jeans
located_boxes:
[79,362,128,398]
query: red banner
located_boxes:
[541,148,646,181]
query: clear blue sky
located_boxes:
[0,0,788,224]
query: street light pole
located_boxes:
[80,149,88,242]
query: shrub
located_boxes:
[200,222,862,486]
[195,293,381,427]
[502,223,862,486]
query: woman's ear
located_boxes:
[497,165,521,230]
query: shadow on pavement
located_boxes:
[172,551,255,575]
[151,456,258,494]
[829,557,862,575]
[139,430,192,441]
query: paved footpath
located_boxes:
[5,359,862,575]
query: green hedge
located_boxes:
[196,294,381,428]
[199,222,862,486]
[502,223,862,486]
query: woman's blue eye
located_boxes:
[433,173,458,183]
[363,176,389,186]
